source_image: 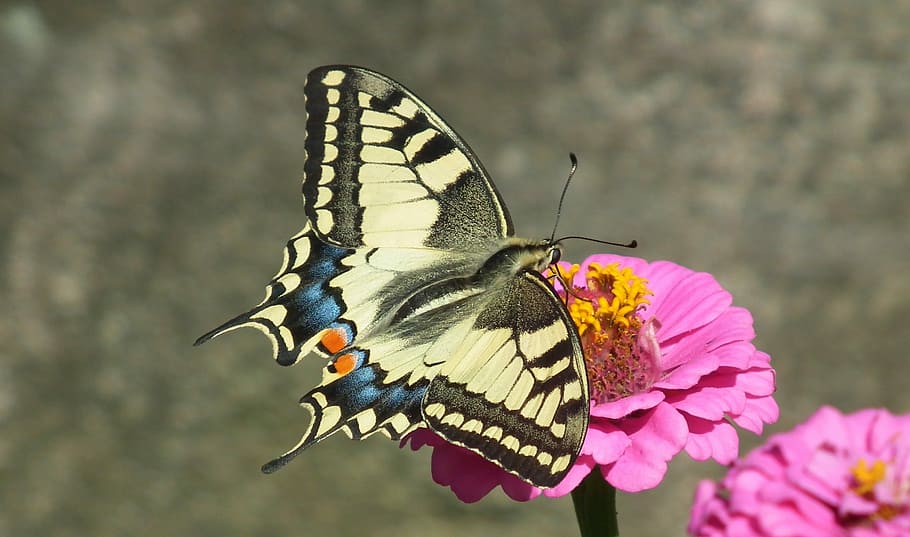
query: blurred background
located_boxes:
[2,1,908,535]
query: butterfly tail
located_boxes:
[195,224,358,365]
[261,346,429,473]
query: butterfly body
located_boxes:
[391,239,558,321]
[197,66,589,488]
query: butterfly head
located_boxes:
[515,238,564,273]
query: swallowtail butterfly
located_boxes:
[196,66,589,488]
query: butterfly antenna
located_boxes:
[546,153,638,249]
[549,153,578,243]
[556,235,638,249]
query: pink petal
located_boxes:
[758,502,839,537]
[731,395,779,434]
[702,307,756,351]
[590,391,664,418]
[801,452,851,505]
[542,454,596,498]
[684,417,740,464]
[803,406,850,449]
[430,442,501,503]
[748,350,772,368]
[650,272,732,342]
[500,473,541,502]
[862,409,909,453]
[659,309,754,374]
[634,259,698,303]
[727,365,777,398]
[727,468,773,511]
[583,422,631,465]
[711,341,759,369]
[603,402,688,491]
[688,480,722,533]
[762,481,842,534]
[654,353,721,389]
[669,386,746,421]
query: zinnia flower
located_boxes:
[405,254,779,502]
[689,406,910,537]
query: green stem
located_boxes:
[570,467,619,537]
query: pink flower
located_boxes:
[688,406,910,537]
[405,254,779,502]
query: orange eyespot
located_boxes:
[333,353,357,376]
[320,328,349,354]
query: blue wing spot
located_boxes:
[320,358,427,427]
[305,239,350,280]
[275,236,354,348]
[287,292,341,337]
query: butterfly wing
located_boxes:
[194,223,357,364]
[302,65,513,251]
[261,269,588,488]
[424,271,588,488]
[198,65,591,489]
[194,223,485,365]
[260,281,487,473]
[197,65,515,363]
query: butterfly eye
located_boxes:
[549,247,561,265]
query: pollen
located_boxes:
[551,262,657,403]
[852,458,887,495]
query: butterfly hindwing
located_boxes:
[260,343,432,473]
[260,266,587,488]
[261,278,488,472]
[423,271,588,488]
[302,65,513,251]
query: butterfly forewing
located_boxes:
[303,66,513,251]
[198,65,592,489]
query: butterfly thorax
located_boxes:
[477,238,562,278]
[390,239,561,326]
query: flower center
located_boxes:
[851,458,887,496]
[849,456,908,522]
[551,262,657,404]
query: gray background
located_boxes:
[2,1,908,536]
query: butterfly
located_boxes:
[196,65,589,488]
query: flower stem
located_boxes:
[571,467,619,537]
